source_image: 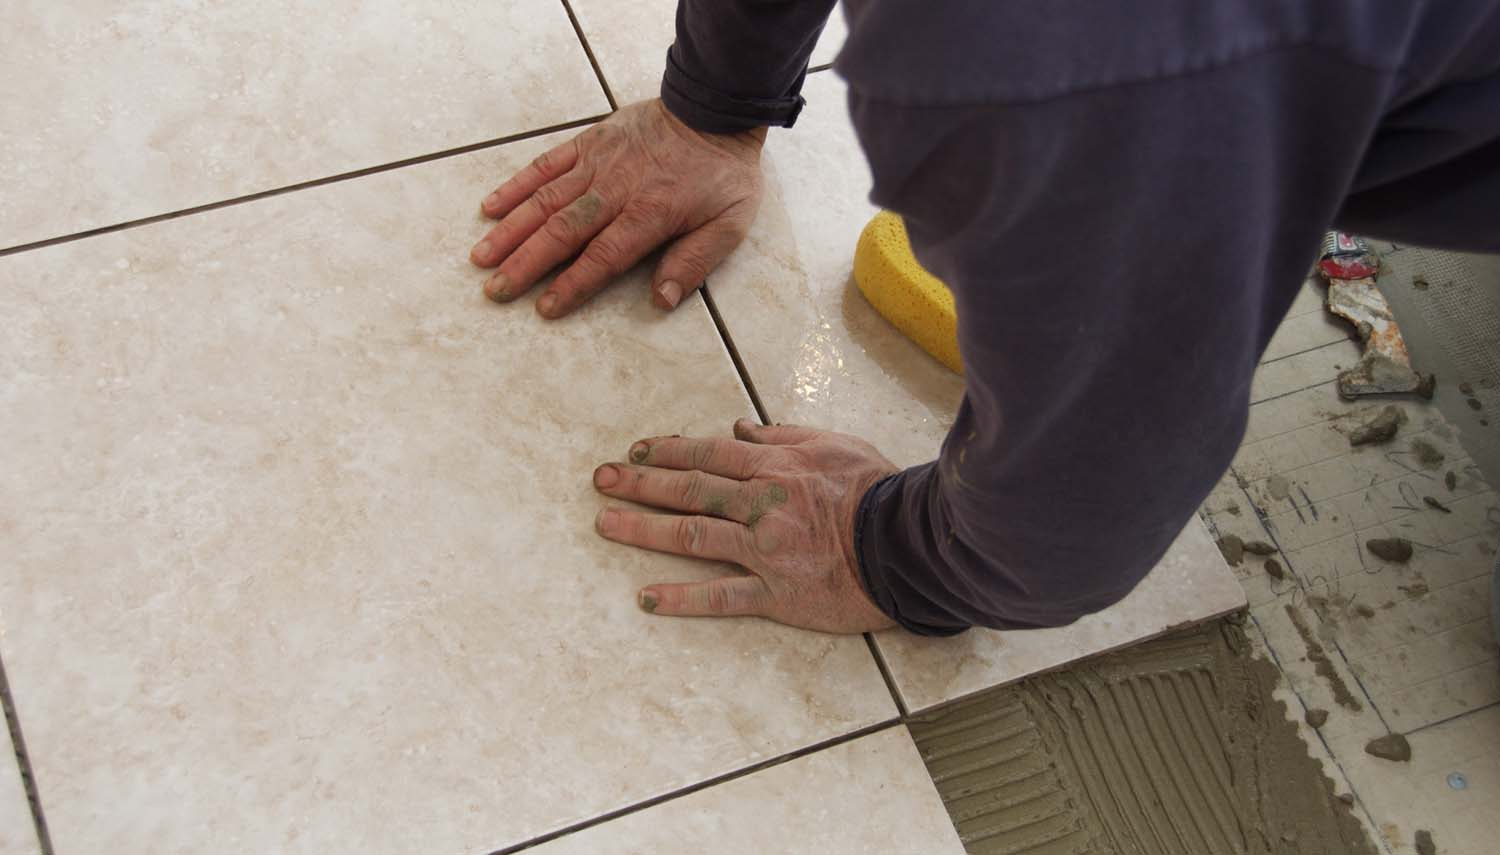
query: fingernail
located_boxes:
[595,507,618,534]
[628,442,650,464]
[486,273,512,302]
[482,192,500,210]
[657,280,683,309]
[593,464,619,489]
[638,589,660,613]
[471,239,493,263]
[537,292,559,317]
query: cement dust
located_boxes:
[909,621,1376,855]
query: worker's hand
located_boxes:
[592,419,899,634]
[470,99,766,318]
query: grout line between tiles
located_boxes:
[1402,698,1500,737]
[700,284,771,426]
[492,717,902,853]
[0,114,610,260]
[1260,336,1355,367]
[863,634,910,719]
[558,0,619,112]
[701,284,916,725]
[0,653,53,855]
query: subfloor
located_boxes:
[0,4,1493,855]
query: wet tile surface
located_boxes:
[709,74,1244,713]
[528,727,965,855]
[0,134,895,855]
[0,0,608,249]
[0,720,35,855]
[570,0,845,106]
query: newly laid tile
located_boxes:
[0,717,36,855]
[710,74,1244,712]
[571,0,846,107]
[0,0,608,249]
[0,134,895,854]
[875,517,1245,711]
[529,727,965,855]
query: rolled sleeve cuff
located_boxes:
[660,49,807,134]
[853,469,971,637]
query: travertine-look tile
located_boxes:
[0,717,36,855]
[0,0,608,249]
[529,727,965,855]
[0,135,895,854]
[710,74,1244,712]
[876,518,1244,711]
[570,0,846,106]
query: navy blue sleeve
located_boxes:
[661,0,837,133]
[846,49,1395,634]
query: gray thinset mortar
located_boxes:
[909,621,1376,855]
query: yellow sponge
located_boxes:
[853,212,962,374]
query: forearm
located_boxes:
[662,0,837,133]
[845,51,1389,634]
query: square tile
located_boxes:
[0,0,609,249]
[0,718,36,855]
[0,135,896,854]
[527,727,965,855]
[707,73,1244,712]
[570,0,846,107]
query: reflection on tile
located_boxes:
[710,74,1244,712]
[571,0,846,106]
[0,135,895,854]
[0,719,36,855]
[529,728,964,855]
[0,1,608,249]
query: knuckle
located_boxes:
[532,182,568,212]
[676,472,705,508]
[543,212,581,245]
[689,442,716,471]
[629,195,674,225]
[581,234,626,272]
[705,584,734,615]
[677,519,704,555]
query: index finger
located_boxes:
[626,434,764,480]
[481,139,580,219]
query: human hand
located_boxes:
[470,99,766,318]
[591,419,899,634]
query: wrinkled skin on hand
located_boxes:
[591,419,899,635]
[470,99,766,318]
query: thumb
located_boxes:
[651,219,747,310]
[638,576,771,617]
[733,418,821,445]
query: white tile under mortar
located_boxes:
[0,0,609,249]
[0,134,896,855]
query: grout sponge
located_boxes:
[853,212,963,375]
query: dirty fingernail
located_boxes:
[593,464,620,489]
[537,292,559,317]
[482,192,500,210]
[485,273,512,302]
[595,508,618,534]
[471,239,493,263]
[628,442,650,464]
[638,589,659,613]
[657,280,683,309]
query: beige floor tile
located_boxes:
[570,0,845,107]
[706,73,1242,712]
[0,134,896,855]
[0,0,608,249]
[528,727,965,855]
[0,718,37,855]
